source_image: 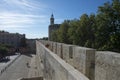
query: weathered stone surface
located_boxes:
[56,43,64,59]
[26,39,36,54]
[95,51,120,80]
[73,46,95,80]
[62,44,75,62]
[53,42,57,54]
[49,41,53,51]
[38,40,120,80]
[39,41,95,80]
[36,41,89,80]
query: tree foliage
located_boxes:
[51,0,120,52]
[95,0,120,51]
[0,44,8,58]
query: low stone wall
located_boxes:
[53,42,57,54]
[73,46,95,80]
[62,44,75,66]
[36,41,89,80]
[95,51,120,80]
[56,43,63,58]
[26,39,36,54]
[60,44,95,80]
[40,40,95,80]
[39,40,120,80]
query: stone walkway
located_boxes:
[0,54,20,75]
[0,55,31,80]
[28,55,39,78]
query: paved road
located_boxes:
[0,55,32,80]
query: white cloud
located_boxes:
[0,12,49,29]
[0,0,51,38]
[0,0,49,30]
[2,0,47,11]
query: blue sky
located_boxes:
[0,0,111,39]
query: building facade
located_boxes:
[48,14,60,40]
[0,31,25,47]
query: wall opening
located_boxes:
[69,46,73,59]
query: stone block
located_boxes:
[95,51,120,80]
[73,46,95,80]
[62,44,73,61]
[52,42,57,54]
[56,43,63,58]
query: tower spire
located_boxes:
[50,14,54,25]
[51,13,54,18]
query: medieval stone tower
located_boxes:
[50,14,54,25]
[49,14,60,40]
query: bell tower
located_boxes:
[50,14,54,25]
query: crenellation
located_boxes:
[95,51,120,80]
[36,40,89,80]
[56,43,63,58]
[38,40,120,80]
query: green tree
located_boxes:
[58,20,70,43]
[77,14,90,46]
[0,45,8,58]
[68,19,80,44]
[50,0,120,52]
[85,14,96,48]
[95,0,120,52]
[51,30,58,42]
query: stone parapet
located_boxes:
[56,43,63,58]
[36,41,89,80]
[73,46,95,80]
[95,51,120,80]
[38,40,120,80]
[62,44,75,66]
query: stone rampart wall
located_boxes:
[39,40,95,80]
[38,40,120,80]
[95,51,120,80]
[73,46,95,80]
[36,41,89,80]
